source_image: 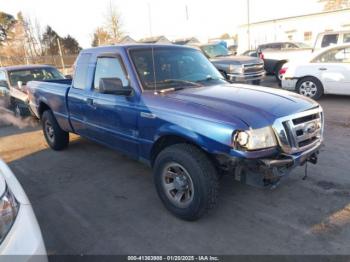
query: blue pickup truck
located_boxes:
[27,44,324,220]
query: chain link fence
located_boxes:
[0,54,78,75]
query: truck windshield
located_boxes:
[200,44,230,58]
[130,47,224,90]
[8,67,64,86]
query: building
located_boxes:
[172,37,200,45]
[138,36,171,44]
[119,36,137,44]
[238,8,350,52]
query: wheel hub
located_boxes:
[161,163,194,208]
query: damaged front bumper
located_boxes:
[224,141,322,188]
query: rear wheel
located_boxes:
[154,144,219,221]
[42,110,69,150]
[252,80,261,85]
[296,77,324,100]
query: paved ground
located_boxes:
[0,77,350,255]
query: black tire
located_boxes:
[11,100,30,117]
[252,80,261,85]
[42,110,69,150]
[154,144,219,221]
[296,76,324,100]
[274,62,285,85]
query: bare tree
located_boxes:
[91,27,111,46]
[105,2,124,43]
[318,0,350,11]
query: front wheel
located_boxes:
[154,144,219,221]
[296,77,324,100]
[42,110,69,150]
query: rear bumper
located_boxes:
[227,71,266,82]
[281,78,298,91]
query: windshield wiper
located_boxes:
[196,76,224,83]
[158,87,186,94]
[161,79,202,87]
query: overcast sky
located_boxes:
[0,0,323,48]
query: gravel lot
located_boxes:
[0,77,350,255]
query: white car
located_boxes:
[0,159,47,261]
[281,44,350,100]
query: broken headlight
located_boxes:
[233,126,277,151]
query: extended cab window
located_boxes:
[321,34,339,48]
[73,53,91,89]
[94,57,128,90]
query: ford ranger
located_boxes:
[27,44,324,221]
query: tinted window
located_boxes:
[8,68,64,86]
[130,48,224,90]
[0,71,6,82]
[343,33,350,43]
[0,71,8,88]
[313,47,350,63]
[73,53,91,89]
[321,34,339,48]
[93,57,128,90]
[200,44,229,58]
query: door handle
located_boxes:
[86,98,96,109]
[319,68,327,71]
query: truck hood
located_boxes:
[210,55,261,65]
[164,83,318,129]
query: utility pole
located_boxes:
[148,3,153,37]
[57,38,66,74]
[247,0,251,50]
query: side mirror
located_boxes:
[65,74,72,79]
[99,77,132,96]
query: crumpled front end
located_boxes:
[220,107,324,188]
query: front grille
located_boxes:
[243,63,265,74]
[273,107,324,154]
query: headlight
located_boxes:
[233,126,277,151]
[0,186,19,243]
[229,64,244,74]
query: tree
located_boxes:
[91,27,111,47]
[61,35,81,54]
[0,12,16,44]
[42,26,60,55]
[104,3,124,43]
[318,0,350,10]
[220,33,231,39]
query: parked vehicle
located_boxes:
[257,42,313,82]
[281,44,350,100]
[0,65,65,116]
[27,44,324,220]
[0,159,47,259]
[313,30,350,52]
[195,43,266,85]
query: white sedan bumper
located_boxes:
[281,78,298,91]
[0,160,47,261]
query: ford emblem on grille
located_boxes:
[305,122,317,134]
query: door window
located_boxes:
[0,71,8,88]
[343,33,350,44]
[93,57,129,91]
[313,47,350,63]
[321,34,339,48]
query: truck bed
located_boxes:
[27,79,72,131]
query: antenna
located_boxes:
[151,46,157,93]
